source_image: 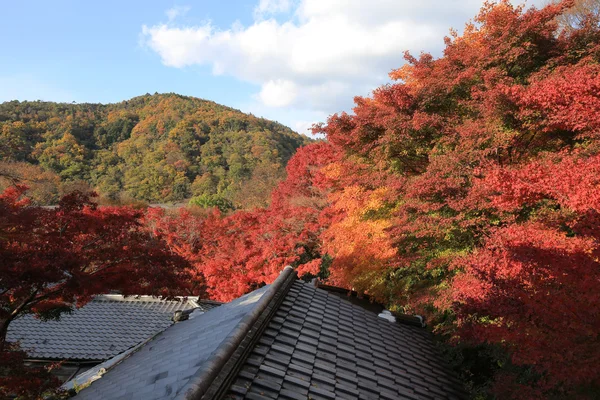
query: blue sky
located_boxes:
[0,0,544,134]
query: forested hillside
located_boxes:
[0,94,310,207]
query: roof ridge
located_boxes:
[174,266,297,400]
[93,294,200,303]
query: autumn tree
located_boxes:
[0,346,63,399]
[0,162,61,205]
[0,186,194,396]
[309,0,600,397]
[148,142,337,301]
[451,153,600,397]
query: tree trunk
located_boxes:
[0,318,11,353]
[1,290,39,353]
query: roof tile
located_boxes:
[7,295,204,360]
[224,280,466,399]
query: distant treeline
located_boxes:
[0,93,311,208]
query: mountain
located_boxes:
[0,93,311,207]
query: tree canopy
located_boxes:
[150,1,600,397]
[0,93,310,208]
[0,187,195,398]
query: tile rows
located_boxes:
[7,296,199,360]
[225,281,466,400]
[74,287,269,400]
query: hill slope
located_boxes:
[0,93,311,206]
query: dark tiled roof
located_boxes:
[225,280,465,400]
[72,268,466,399]
[74,286,271,400]
[7,295,212,361]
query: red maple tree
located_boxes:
[0,186,193,398]
[307,1,600,396]
[147,142,338,301]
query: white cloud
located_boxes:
[258,79,298,107]
[166,6,191,22]
[254,0,293,19]
[142,0,550,130]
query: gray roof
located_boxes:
[7,295,215,361]
[226,280,465,400]
[74,286,270,400]
[72,268,466,399]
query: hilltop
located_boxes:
[0,93,311,207]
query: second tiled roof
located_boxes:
[7,295,211,361]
